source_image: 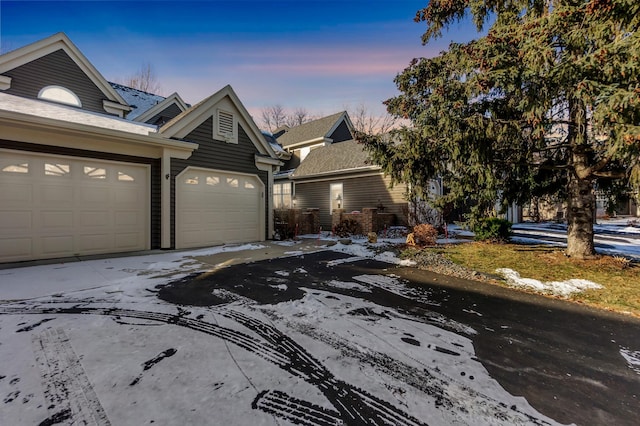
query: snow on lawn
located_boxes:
[496,268,604,297]
[0,241,564,426]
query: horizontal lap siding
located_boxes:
[145,103,184,125]
[2,49,109,115]
[170,119,268,247]
[294,174,408,230]
[0,139,161,249]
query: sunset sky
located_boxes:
[0,1,479,121]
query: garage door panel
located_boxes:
[177,169,262,249]
[79,211,109,227]
[115,232,143,249]
[115,187,142,204]
[115,211,141,227]
[0,211,32,231]
[1,183,33,203]
[0,151,149,262]
[41,211,73,228]
[41,236,74,255]
[0,238,32,259]
[78,234,113,252]
[41,185,73,204]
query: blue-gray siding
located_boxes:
[1,49,112,115]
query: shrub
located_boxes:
[412,223,438,246]
[473,218,512,242]
[334,219,362,237]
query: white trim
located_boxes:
[292,165,380,179]
[0,101,198,159]
[292,170,384,184]
[284,137,331,150]
[0,75,12,90]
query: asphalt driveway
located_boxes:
[1,242,639,425]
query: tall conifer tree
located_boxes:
[359,0,640,258]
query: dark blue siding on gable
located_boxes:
[170,119,269,246]
[1,49,110,114]
[329,121,353,143]
[146,103,184,125]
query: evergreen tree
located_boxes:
[358,0,640,258]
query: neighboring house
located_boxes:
[0,32,281,263]
[273,111,409,231]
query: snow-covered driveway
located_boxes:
[1,241,638,425]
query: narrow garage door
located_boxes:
[176,168,263,249]
[0,150,149,262]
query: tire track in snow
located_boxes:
[32,327,111,425]
[4,302,428,426]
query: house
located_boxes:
[273,111,410,233]
[0,32,281,263]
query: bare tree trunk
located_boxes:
[566,174,596,258]
[565,96,596,259]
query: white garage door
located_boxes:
[176,168,263,249]
[0,150,149,262]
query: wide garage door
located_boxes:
[0,150,149,262]
[176,168,263,249]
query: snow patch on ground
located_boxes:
[496,268,604,297]
[620,347,640,376]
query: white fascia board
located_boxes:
[291,165,381,180]
[0,110,197,158]
[284,137,332,150]
[0,75,11,90]
[255,154,283,166]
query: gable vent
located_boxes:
[218,110,234,136]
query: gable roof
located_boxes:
[160,84,278,158]
[110,82,166,120]
[0,32,130,115]
[276,111,353,148]
[291,139,378,178]
[134,92,187,123]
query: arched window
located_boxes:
[38,85,82,107]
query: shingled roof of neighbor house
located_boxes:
[291,139,379,178]
[110,82,165,121]
[275,111,346,147]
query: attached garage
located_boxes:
[176,167,263,249]
[0,150,149,262]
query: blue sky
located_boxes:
[0,0,479,121]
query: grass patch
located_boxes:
[426,242,640,317]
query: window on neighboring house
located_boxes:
[217,109,237,143]
[330,183,343,211]
[273,182,293,209]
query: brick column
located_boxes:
[362,208,378,233]
[332,208,345,232]
[301,208,320,234]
